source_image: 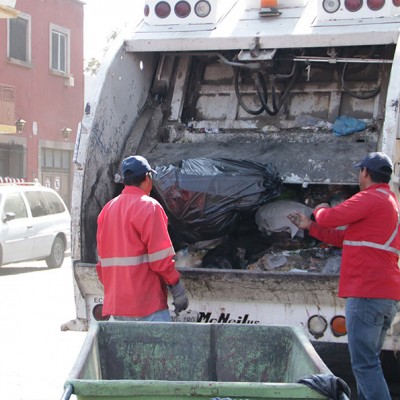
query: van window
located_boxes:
[2,192,28,219]
[42,191,66,214]
[24,191,50,217]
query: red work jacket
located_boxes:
[309,183,400,300]
[96,186,180,317]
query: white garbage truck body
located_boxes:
[68,0,400,375]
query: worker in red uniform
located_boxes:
[288,152,400,400]
[96,155,189,322]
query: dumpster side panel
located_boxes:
[98,322,212,381]
[80,337,102,380]
[284,327,331,382]
[214,324,292,382]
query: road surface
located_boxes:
[0,257,85,400]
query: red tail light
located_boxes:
[393,0,400,6]
[195,1,211,18]
[323,0,341,12]
[175,1,191,18]
[367,0,385,9]
[92,304,110,321]
[155,1,171,18]
[345,0,363,11]
[144,4,150,16]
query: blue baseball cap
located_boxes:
[354,152,393,176]
[121,155,157,177]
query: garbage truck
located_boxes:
[67,0,400,384]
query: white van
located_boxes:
[0,182,71,268]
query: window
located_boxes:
[7,14,31,64]
[3,192,28,220]
[41,148,71,171]
[0,143,25,178]
[24,191,50,218]
[42,192,66,214]
[50,24,70,74]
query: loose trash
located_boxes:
[201,242,247,269]
[174,248,205,269]
[322,255,342,274]
[332,115,367,136]
[152,160,352,273]
[210,398,233,400]
[255,200,313,238]
[266,254,288,270]
[298,373,351,400]
[294,114,333,130]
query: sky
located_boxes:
[84,0,143,60]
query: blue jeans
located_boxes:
[113,309,172,322]
[345,298,398,400]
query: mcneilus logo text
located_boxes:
[197,312,260,324]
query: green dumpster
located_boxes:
[63,322,343,400]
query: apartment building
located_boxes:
[0,0,84,207]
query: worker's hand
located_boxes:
[287,212,312,230]
[169,281,189,316]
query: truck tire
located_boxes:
[46,236,65,268]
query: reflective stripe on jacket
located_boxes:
[309,183,400,300]
[99,246,176,268]
[343,189,400,256]
[96,185,180,317]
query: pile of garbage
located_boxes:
[151,158,354,274]
[174,233,342,274]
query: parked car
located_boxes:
[0,181,71,268]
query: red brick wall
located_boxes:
[0,0,84,182]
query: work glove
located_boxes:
[169,280,189,316]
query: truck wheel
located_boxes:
[46,236,65,268]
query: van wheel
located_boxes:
[46,237,65,268]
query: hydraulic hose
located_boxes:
[341,62,380,100]
[234,67,264,115]
[232,55,300,116]
[255,72,279,116]
[254,63,299,116]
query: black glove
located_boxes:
[169,280,189,316]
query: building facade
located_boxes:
[0,0,84,208]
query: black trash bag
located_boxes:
[152,158,282,243]
[297,373,351,400]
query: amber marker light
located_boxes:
[331,315,347,337]
[260,0,278,7]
